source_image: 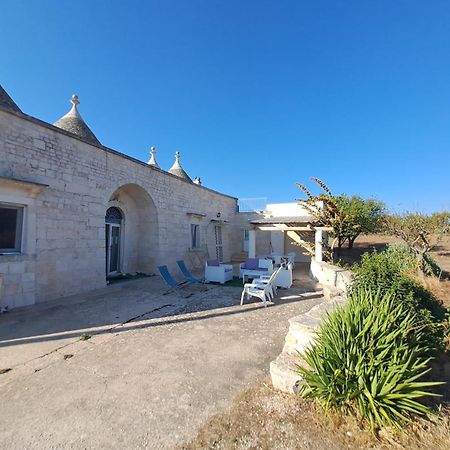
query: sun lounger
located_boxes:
[157,265,186,289]
[176,260,205,283]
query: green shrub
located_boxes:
[298,289,444,432]
[352,248,447,351]
[385,242,442,277]
[385,243,419,274]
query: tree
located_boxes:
[296,178,385,260]
[334,195,385,248]
[384,211,450,276]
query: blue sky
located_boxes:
[2,0,449,213]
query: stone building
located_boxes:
[0,85,243,309]
[0,84,318,310]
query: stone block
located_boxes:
[322,285,345,301]
[270,352,308,394]
[33,138,46,150]
[283,327,316,355]
[310,260,352,294]
[8,262,26,274]
[288,313,322,332]
[5,283,20,295]
[306,300,340,319]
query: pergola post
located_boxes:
[314,228,323,262]
[248,229,256,258]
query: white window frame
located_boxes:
[0,203,24,254]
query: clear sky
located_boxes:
[2,1,449,213]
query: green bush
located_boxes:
[385,243,419,274]
[385,242,442,277]
[298,289,444,432]
[351,248,447,351]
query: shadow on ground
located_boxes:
[0,264,321,368]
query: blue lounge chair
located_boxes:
[157,265,186,289]
[176,260,205,283]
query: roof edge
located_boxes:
[0,107,238,201]
[0,84,22,113]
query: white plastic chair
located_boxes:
[240,282,272,307]
[271,253,283,266]
[240,266,283,306]
[254,266,283,299]
[287,252,296,268]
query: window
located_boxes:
[190,224,200,249]
[0,205,24,253]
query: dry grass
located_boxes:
[181,381,450,450]
[421,276,450,309]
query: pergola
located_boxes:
[248,216,331,262]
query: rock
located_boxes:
[270,352,308,394]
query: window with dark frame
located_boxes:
[190,224,200,249]
[0,205,24,253]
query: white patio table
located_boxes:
[241,269,271,284]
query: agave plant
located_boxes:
[297,289,444,432]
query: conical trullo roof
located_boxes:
[168,152,192,182]
[147,146,160,168]
[0,84,22,113]
[54,95,101,146]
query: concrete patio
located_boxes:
[0,266,323,449]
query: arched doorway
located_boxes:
[106,184,159,276]
[105,206,123,276]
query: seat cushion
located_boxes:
[207,259,220,267]
[244,258,259,270]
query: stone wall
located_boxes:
[310,260,352,294]
[0,108,240,308]
[232,212,271,255]
[271,260,353,394]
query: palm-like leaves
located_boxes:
[298,289,444,432]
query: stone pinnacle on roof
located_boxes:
[0,84,22,113]
[147,146,160,168]
[168,151,192,182]
[54,95,101,146]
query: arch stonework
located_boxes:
[106,183,159,274]
[0,102,241,306]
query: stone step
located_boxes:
[322,285,346,301]
[271,298,349,395]
[270,351,310,394]
[305,297,347,319]
[283,299,347,355]
[283,324,317,355]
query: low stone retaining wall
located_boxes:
[310,260,352,294]
[270,297,347,393]
[270,260,352,394]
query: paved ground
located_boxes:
[0,267,322,449]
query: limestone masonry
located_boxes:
[0,85,314,310]
[0,87,244,308]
